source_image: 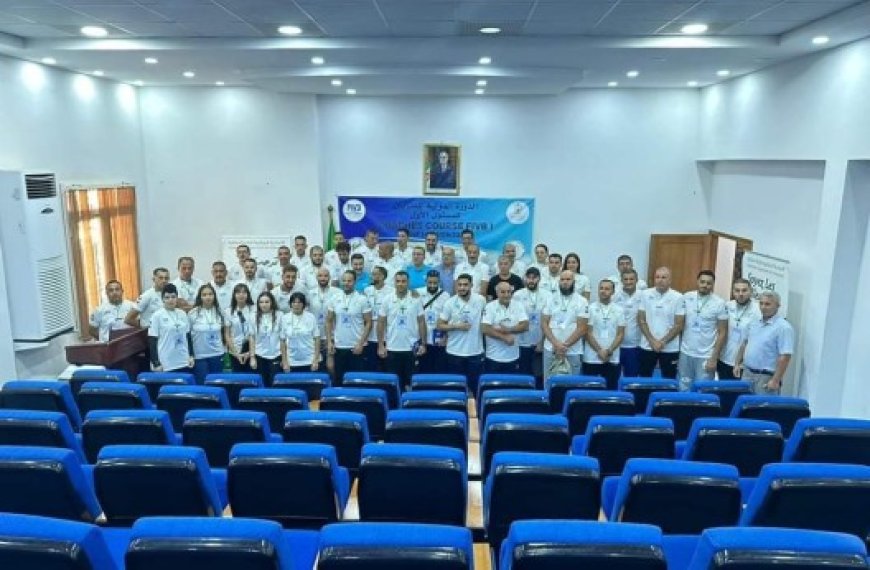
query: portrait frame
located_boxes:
[423,143,461,196]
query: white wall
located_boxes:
[317,90,707,283]
[138,87,322,277]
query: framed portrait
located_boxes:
[423,143,461,195]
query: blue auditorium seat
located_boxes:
[562,389,635,437]
[690,380,753,415]
[0,513,121,569]
[342,372,401,408]
[320,387,389,440]
[318,522,474,570]
[688,527,868,569]
[479,389,550,424]
[608,458,741,534]
[0,380,82,430]
[485,452,600,547]
[682,417,783,477]
[0,446,102,521]
[204,373,263,407]
[410,373,468,393]
[82,409,177,463]
[228,442,350,529]
[545,374,606,413]
[478,373,536,401]
[482,413,570,477]
[70,368,130,400]
[783,417,870,466]
[358,443,467,526]
[135,371,195,403]
[730,395,811,437]
[77,381,152,416]
[0,409,86,462]
[182,409,279,468]
[94,445,223,525]
[401,390,468,416]
[273,372,332,399]
[741,462,870,541]
[236,387,308,433]
[645,391,721,440]
[573,415,675,476]
[499,520,667,570]
[384,409,467,454]
[125,516,318,570]
[156,385,230,432]
[283,410,369,472]
[618,377,679,414]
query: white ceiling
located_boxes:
[1,0,869,95]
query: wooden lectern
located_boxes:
[65,328,149,379]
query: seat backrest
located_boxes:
[683,418,783,477]
[0,409,86,462]
[135,372,195,403]
[401,391,468,416]
[358,443,467,526]
[618,378,680,414]
[0,446,102,522]
[182,409,271,468]
[283,411,369,470]
[499,520,667,570]
[94,445,223,525]
[563,390,636,437]
[156,385,230,432]
[384,409,467,454]
[689,527,868,570]
[783,418,870,466]
[70,368,129,400]
[228,442,346,529]
[478,374,536,401]
[204,373,264,407]
[0,513,118,570]
[579,416,675,476]
[482,413,570,477]
[646,392,722,440]
[545,375,606,413]
[77,382,152,417]
[410,374,468,393]
[486,452,601,547]
[319,388,389,440]
[236,388,308,433]
[342,372,401,409]
[82,410,176,464]
[318,522,474,570]
[731,395,811,438]
[613,458,741,534]
[480,389,550,425]
[690,380,753,414]
[1,380,82,430]
[125,517,293,570]
[272,372,332,400]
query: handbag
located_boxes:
[548,355,571,376]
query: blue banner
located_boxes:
[338,196,535,261]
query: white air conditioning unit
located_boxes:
[0,170,74,342]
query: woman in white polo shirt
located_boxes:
[280,292,320,373]
[249,291,281,386]
[188,283,225,383]
[562,252,592,300]
[148,283,194,372]
[225,283,255,373]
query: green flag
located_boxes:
[326,212,337,251]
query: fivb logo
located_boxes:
[342,199,366,223]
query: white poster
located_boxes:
[221,235,292,273]
[742,251,790,316]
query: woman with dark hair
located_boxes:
[147,283,194,372]
[280,292,320,373]
[563,252,591,300]
[188,283,225,383]
[249,291,281,386]
[224,283,254,372]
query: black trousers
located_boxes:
[252,355,280,387]
[582,362,621,390]
[638,349,679,379]
[334,348,365,387]
[519,346,543,388]
[419,344,446,373]
[386,350,416,392]
[485,358,519,374]
[446,353,483,394]
[717,360,737,380]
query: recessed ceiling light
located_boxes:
[475,88,485,95]
[608,81,618,87]
[478,56,492,65]
[311,56,325,65]
[134,80,144,86]
[681,23,708,35]
[278,25,303,35]
[80,25,108,37]
[93,70,104,76]
[479,27,501,34]
[812,35,830,45]
[331,79,342,86]
[346,88,356,95]
[716,69,731,77]
[215,81,225,86]
[687,80,699,87]
[626,70,640,78]
[41,57,56,65]
[144,57,158,64]
[183,71,195,78]
[476,79,487,87]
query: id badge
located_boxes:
[693,318,703,332]
[397,315,408,328]
[460,311,471,324]
[318,313,325,325]
[427,313,436,325]
[207,331,220,344]
[341,314,352,327]
[174,333,185,350]
[529,313,540,326]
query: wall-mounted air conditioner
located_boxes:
[0,170,74,342]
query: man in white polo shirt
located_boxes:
[584,278,626,389]
[608,254,648,293]
[481,281,529,373]
[88,280,136,342]
[423,231,442,267]
[126,267,170,328]
[734,290,794,395]
[308,266,342,378]
[326,270,372,385]
[678,270,729,389]
[237,258,268,299]
[364,265,394,370]
[171,256,203,310]
[437,273,486,393]
[637,266,685,379]
[539,253,562,296]
[273,265,305,313]
[718,278,760,379]
[353,229,380,272]
[417,269,449,373]
[268,246,294,287]
[613,269,643,377]
[454,244,489,297]
[541,270,589,378]
[378,270,426,391]
[210,261,233,311]
[290,235,311,271]
[512,267,550,382]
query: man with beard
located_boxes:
[583,279,626,389]
[423,232,442,267]
[126,267,170,327]
[678,270,729,389]
[290,235,311,271]
[539,253,563,296]
[541,270,589,378]
[309,266,342,379]
[238,258,268,298]
[268,246,294,288]
[350,253,371,292]
[329,242,352,286]
[437,273,486,393]
[417,270,449,373]
[482,281,529,372]
[301,245,329,291]
[326,271,372,385]
[229,243,265,282]
[608,254,648,293]
[378,271,427,391]
[637,266,685,379]
[512,267,550,381]
[210,261,233,311]
[88,280,136,342]
[614,268,643,377]
[394,227,413,265]
[364,266,393,370]
[717,278,760,379]
[273,265,305,313]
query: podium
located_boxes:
[65,328,149,379]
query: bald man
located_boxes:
[637,266,685,379]
[481,281,529,373]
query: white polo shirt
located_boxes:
[290,254,311,272]
[372,257,404,283]
[224,305,254,353]
[482,299,529,362]
[512,288,550,348]
[454,261,490,294]
[608,273,648,294]
[273,283,307,313]
[229,263,266,283]
[135,288,163,327]
[300,264,330,292]
[743,313,795,372]
[613,288,643,348]
[379,292,425,352]
[680,291,729,358]
[573,273,592,296]
[721,299,761,366]
[308,286,342,339]
[268,264,293,288]
[542,292,589,356]
[251,312,282,359]
[237,278,268,299]
[439,293,486,357]
[211,281,234,313]
[188,307,224,359]
[329,261,352,284]
[148,307,191,371]
[364,284,395,342]
[638,288,685,353]
[539,272,562,297]
[89,300,136,342]
[584,301,627,364]
[417,287,449,345]
[353,245,379,272]
[172,277,203,305]
[328,291,371,349]
[280,310,319,367]
[394,246,413,266]
[424,248,443,267]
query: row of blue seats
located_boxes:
[1,512,866,570]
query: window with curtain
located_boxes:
[65,185,141,338]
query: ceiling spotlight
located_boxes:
[41,57,56,65]
[331,79,342,86]
[183,71,195,78]
[478,56,492,65]
[479,27,501,34]
[626,70,640,78]
[812,35,830,45]
[680,23,708,35]
[311,56,325,65]
[346,88,357,95]
[215,81,225,86]
[80,25,108,37]
[687,80,699,87]
[476,79,487,87]
[144,57,158,64]
[716,69,731,77]
[475,88,485,95]
[133,80,144,86]
[93,70,104,76]
[278,25,303,35]
[607,81,618,87]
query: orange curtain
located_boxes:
[65,186,141,338]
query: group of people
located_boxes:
[89,227,794,395]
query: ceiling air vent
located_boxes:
[25,173,57,199]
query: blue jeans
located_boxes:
[193,355,224,384]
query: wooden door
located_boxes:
[648,234,712,293]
